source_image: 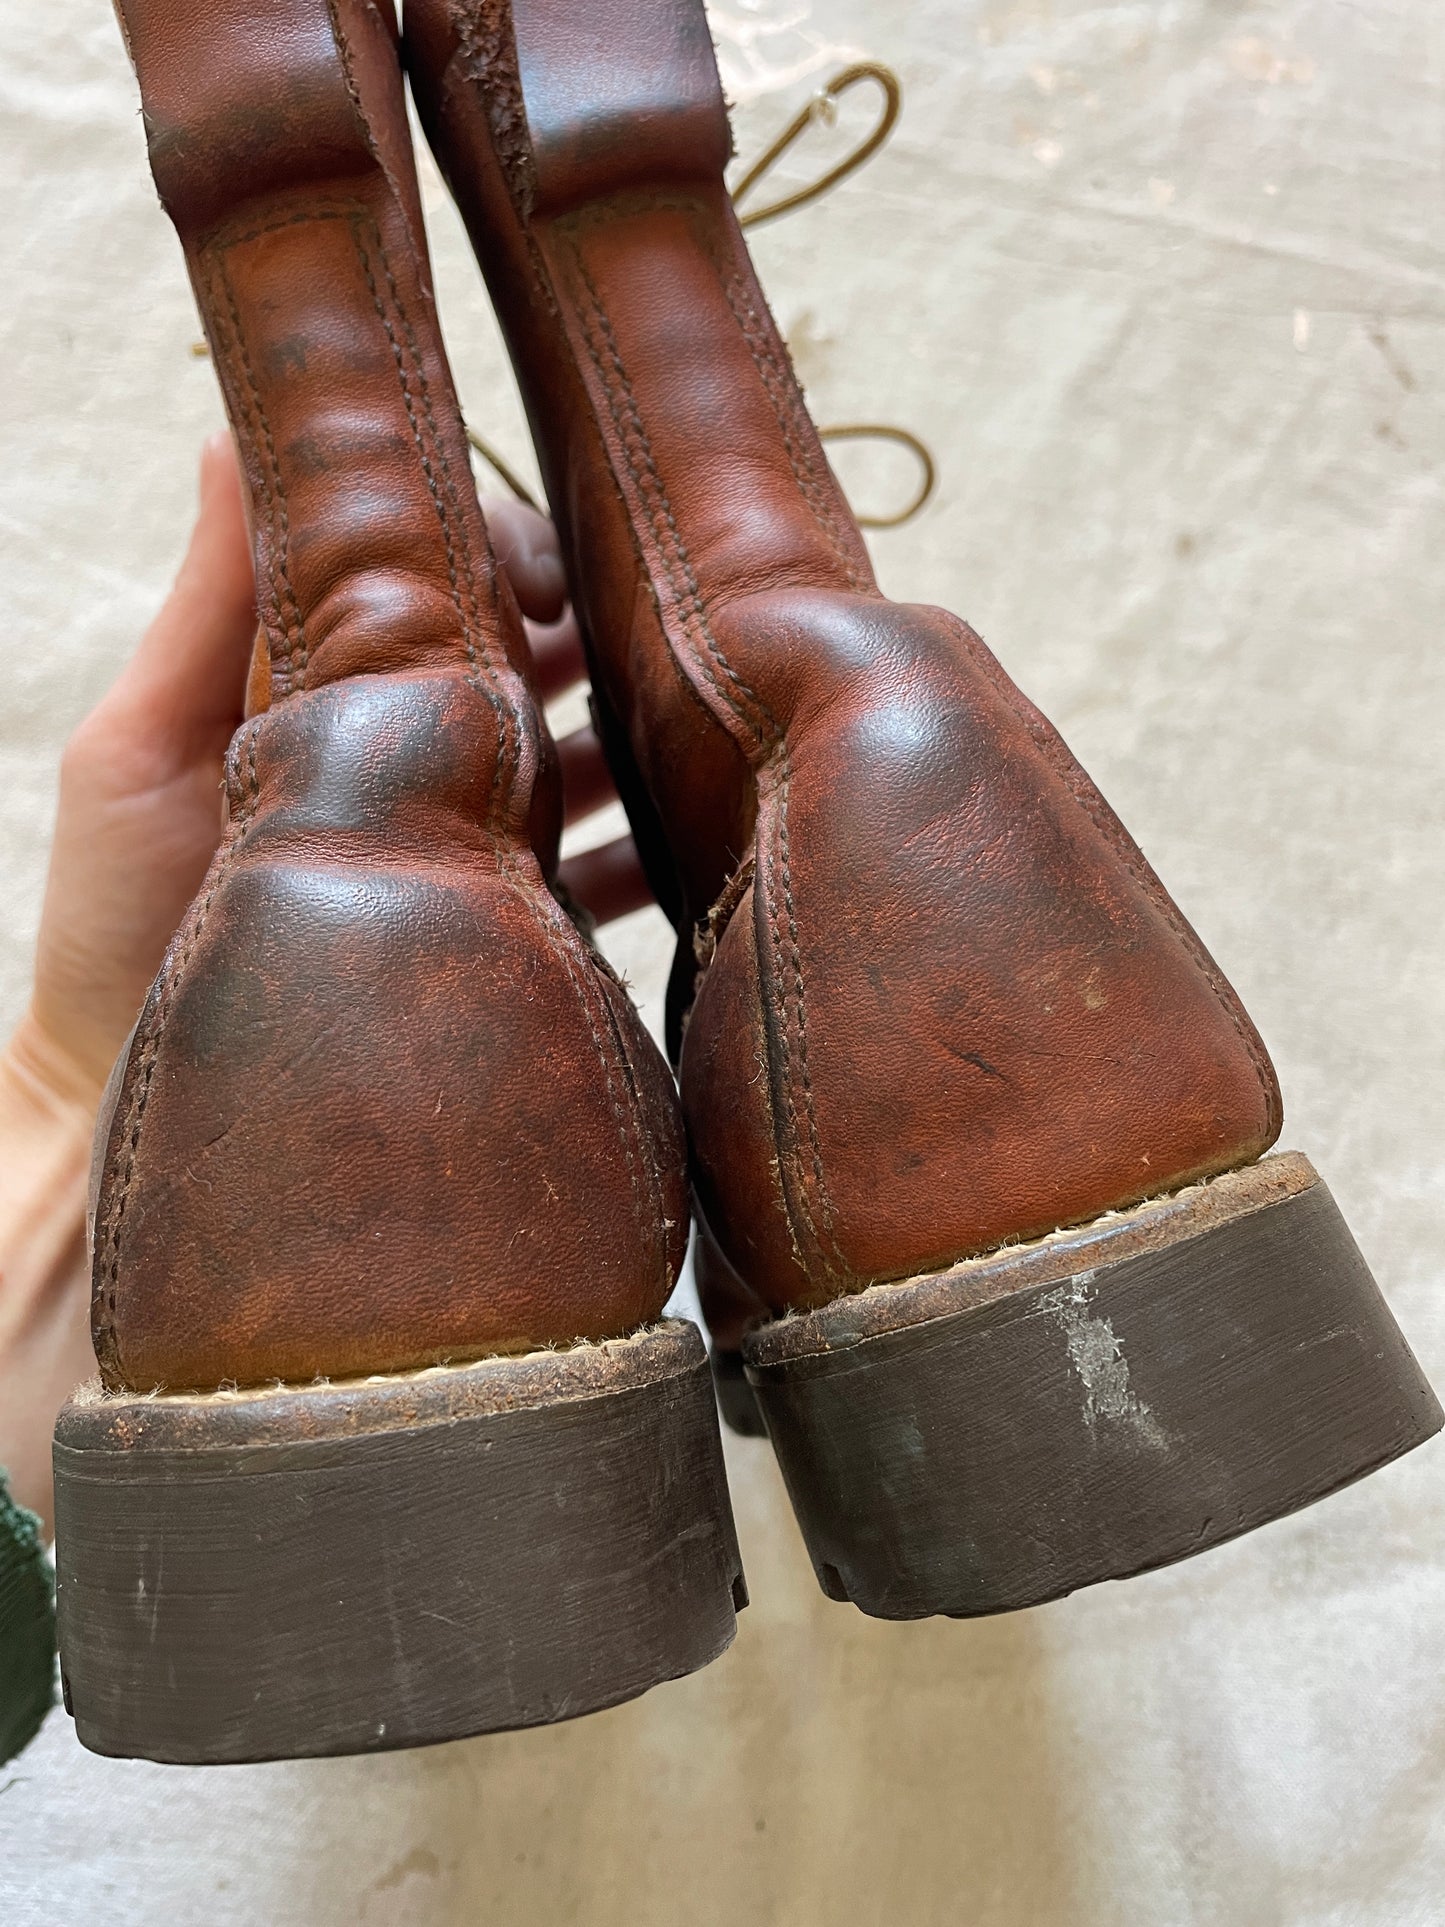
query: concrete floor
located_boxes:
[2,2,1443,1920]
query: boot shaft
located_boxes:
[92,0,688,1392]
[408,0,1281,1309]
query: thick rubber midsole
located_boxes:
[54,1319,744,1764]
[742,1154,1441,1619]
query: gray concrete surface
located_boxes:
[2,2,1443,1921]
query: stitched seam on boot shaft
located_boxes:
[947,615,1281,1134]
[351,196,670,1269]
[351,205,670,1281]
[516,884,668,1297]
[94,719,266,1382]
[202,197,515,726]
[347,209,516,846]
[766,768,849,1285]
[558,231,780,753]
[715,257,869,591]
[324,0,381,167]
[559,193,872,597]
[429,57,764,937]
[204,248,309,693]
[205,192,523,841]
[353,215,492,657]
[548,221,846,1284]
[588,954,675,1301]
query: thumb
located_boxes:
[106,431,258,756]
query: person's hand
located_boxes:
[0,435,651,1529]
[16,443,648,1114]
[15,432,257,1109]
[0,432,259,1527]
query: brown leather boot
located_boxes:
[406,0,1441,1619]
[52,0,743,1765]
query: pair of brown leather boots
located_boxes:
[55,0,1439,1764]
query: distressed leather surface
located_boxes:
[93,0,687,1391]
[407,0,1282,1316]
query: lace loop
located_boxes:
[818,423,936,529]
[731,62,902,232]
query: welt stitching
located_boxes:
[948,616,1279,1126]
[559,228,781,751]
[95,719,266,1351]
[776,769,850,1281]
[207,250,308,689]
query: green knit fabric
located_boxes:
[0,1469,55,1763]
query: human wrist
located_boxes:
[3,1005,108,1131]
[0,1011,97,1314]
[0,1013,107,1534]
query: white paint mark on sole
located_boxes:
[1038,1271,1168,1449]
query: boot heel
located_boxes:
[743,1154,1440,1619]
[55,1320,744,1763]
[710,1347,768,1438]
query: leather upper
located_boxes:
[407,0,1282,1319]
[94,0,687,1391]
